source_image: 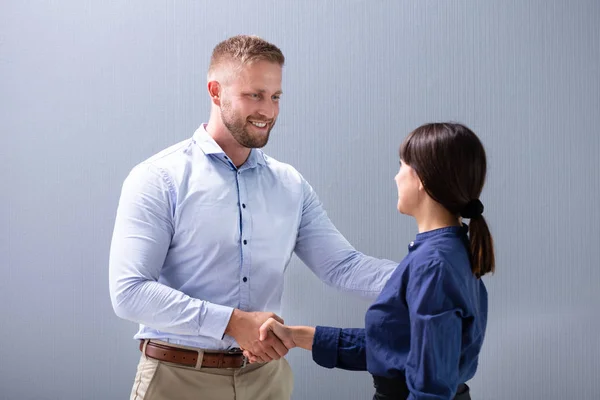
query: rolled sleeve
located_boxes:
[312,326,342,368]
[312,326,368,371]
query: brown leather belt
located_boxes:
[139,340,247,369]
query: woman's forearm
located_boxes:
[290,326,315,350]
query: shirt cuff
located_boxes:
[312,326,341,368]
[198,303,235,340]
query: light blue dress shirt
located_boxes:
[109,125,397,350]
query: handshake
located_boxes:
[224,309,315,364]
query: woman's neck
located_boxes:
[414,201,460,233]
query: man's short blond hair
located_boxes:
[208,35,285,80]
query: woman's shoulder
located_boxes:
[408,240,471,282]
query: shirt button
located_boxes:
[243,277,248,282]
[242,204,246,208]
[224,156,228,160]
[243,240,247,245]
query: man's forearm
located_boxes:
[110,277,233,339]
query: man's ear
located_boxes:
[207,81,221,106]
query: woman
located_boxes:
[246,122,495,399]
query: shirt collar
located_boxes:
[192,124,266,167]
[408,224,468,252]
[415,224,467,242]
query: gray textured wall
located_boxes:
[1,1,599,399]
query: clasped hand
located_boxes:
[242,317,295,364]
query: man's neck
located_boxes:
[205,118,251,168]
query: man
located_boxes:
[109,35,397,400]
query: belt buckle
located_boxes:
[227,348,247,369]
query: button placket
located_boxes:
[236,169,251,310]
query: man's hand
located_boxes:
[224,309,288,363]
[244,317,297,364]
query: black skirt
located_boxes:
[372,375,471,400]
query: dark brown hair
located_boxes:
[400,122,495,278]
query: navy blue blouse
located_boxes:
[312,226,488,399]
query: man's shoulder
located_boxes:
[140,138,194,169]
[122,137,195,189]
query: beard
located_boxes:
[220,100,276,149]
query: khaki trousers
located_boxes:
[130,340,294,400]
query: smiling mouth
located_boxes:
[249,120,269,128]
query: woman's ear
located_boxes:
[414,170,425,192]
